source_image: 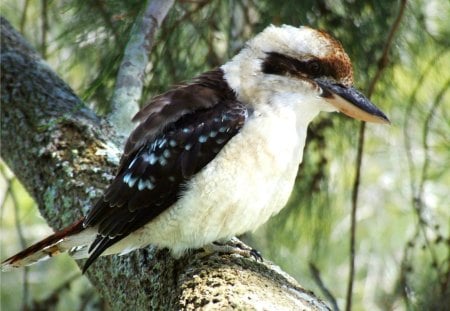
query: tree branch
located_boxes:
[309,262,338,311]
[108,0,175,137]
[345,1,408,310]
[1,17,330,310]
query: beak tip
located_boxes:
[375,112,391,125]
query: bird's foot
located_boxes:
[202,237,263,261]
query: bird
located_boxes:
[1,25,389,273]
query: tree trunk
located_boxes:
[0,17,330,310]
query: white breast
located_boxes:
[107,102,316,257]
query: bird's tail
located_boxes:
[1,218,94,271]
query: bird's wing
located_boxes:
[82,69,248,270]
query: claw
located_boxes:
[249,248,263,262]
[202,238,263,261]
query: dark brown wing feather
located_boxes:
[121,69,236,173]
[81,69,249,271]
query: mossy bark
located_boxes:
[0,17,330,311]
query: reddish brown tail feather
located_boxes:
[1,218,86,271]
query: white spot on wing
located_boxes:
[158,139,167,148]
[138,179,155,191]
[138,179,145,191]
[148,153,158,165]
[128,157,138,169]
[123,173,138,187]
[123,173,131,183]
[159,158,168,166]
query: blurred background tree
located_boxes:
[1,0,448,310]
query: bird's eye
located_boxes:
[306,60,323,76]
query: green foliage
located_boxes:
[1,0,449,310]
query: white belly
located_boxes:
[108,104,312,257]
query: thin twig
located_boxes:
[10,179,31,310]
[345,1,408,310]
[19,0,30,33]
[108,0,175,137]
[346,122,366,311]
[309,262,339,311]
[0,173,31,310]
[401,46,448,299]
[403,48,447,199]
[416,79,449,270]
[41,0,48,59]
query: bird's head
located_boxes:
[222,25,389,124]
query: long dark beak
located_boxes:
[316,79,390,124]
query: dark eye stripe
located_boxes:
[261,52,326,79]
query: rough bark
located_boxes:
[0,17,330,310]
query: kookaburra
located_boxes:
[2,25,389,272]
